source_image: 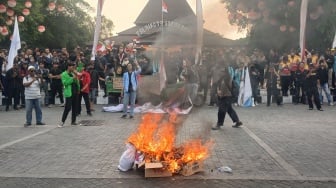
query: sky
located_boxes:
[86,0,246,40]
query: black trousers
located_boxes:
[267,88,282,106]
[50,84,64,104]
[217,96,239,126]
[61,95,78,124]
[306,87,321,110]
[78,92,91,115]
[6,87,20,109]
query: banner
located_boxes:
[238,67,252,107]
[300,0,309,61]
[91,0,105,60]
[195,0,204,65]
[7,16,21,71]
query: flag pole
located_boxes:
[91,0,104,61]
[300,0,309,62]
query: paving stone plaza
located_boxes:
[0,101,335,187]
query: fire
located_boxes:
[127,113,213,174]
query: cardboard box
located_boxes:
[145,162,172,178]
[180,160,204,176]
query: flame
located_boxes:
[127,113,213,173]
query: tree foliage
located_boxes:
[0,0,114,50]
[221,0,336,52]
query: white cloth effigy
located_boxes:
[102,102,193,115]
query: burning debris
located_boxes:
[118,113,213,177]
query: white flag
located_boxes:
[91,0,105,61]
[332,31,336,49]
[242,67,253,107]
[7,16,21,71]
[299,0,309,61]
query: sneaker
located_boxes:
[48,104,53,108]
[121,114,127,119]
[308,108,313,110]
[129,115,134,119]
[24,123,31,127]
[36,122,46,125]
[71,122,82,126]
[318,108,324,111]
[232,121,243,128]
[57,122,64,128]
[87,113,92,116]
[328,102,334,106]
[211,125,220,130]
[59,103,65,107]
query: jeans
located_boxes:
[318,83,332,104]
[25,98,42,124]
[122,91,136,116]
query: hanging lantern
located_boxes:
[6,19,13,25]
[22,8,30,16]
[280,25,287,32]
[1,27,9,36]
[0,4,6,13]
[258,1,265,10]
[6,8,14,16]
[48,2,56,11]
[309,12,319,20]
[288,1,295,7]
[25,1,32,8]
[7,0,16,8]
[57,5,65,12]
[38,25,45,32]
[18,16,24,22]
[289,26,296,32]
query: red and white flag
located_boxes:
[162,0,168,13]
[299,0,309,61]
[91,0,105,60]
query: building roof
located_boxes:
[135,0,196,25]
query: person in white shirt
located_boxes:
[22,66,45,127]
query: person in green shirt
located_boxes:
[58,62,81,127]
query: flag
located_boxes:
[299,0,309,61]
[242,67,253,107]
[237,67,253,107]
[332,31,336,49]
[91,0,105,60]
[7,16,21,71]
[195,0,203,65]
[159,52,167,92]
[162,0,168,13]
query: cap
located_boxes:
[28,66,35,71]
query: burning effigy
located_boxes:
[118,113,213,177]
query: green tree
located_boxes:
[222,0,336,52]
[0,0,114,50]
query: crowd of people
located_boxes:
[1,44,336,126]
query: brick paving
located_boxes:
[0,102,335,187]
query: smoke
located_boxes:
[203,2,247,40]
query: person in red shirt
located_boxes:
[77,65,92,116]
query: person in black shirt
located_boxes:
[48,61,64,107]
[306,63,323,111]
[264,64,282,106]
[293,62,308,104]
[317,60,333,106]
